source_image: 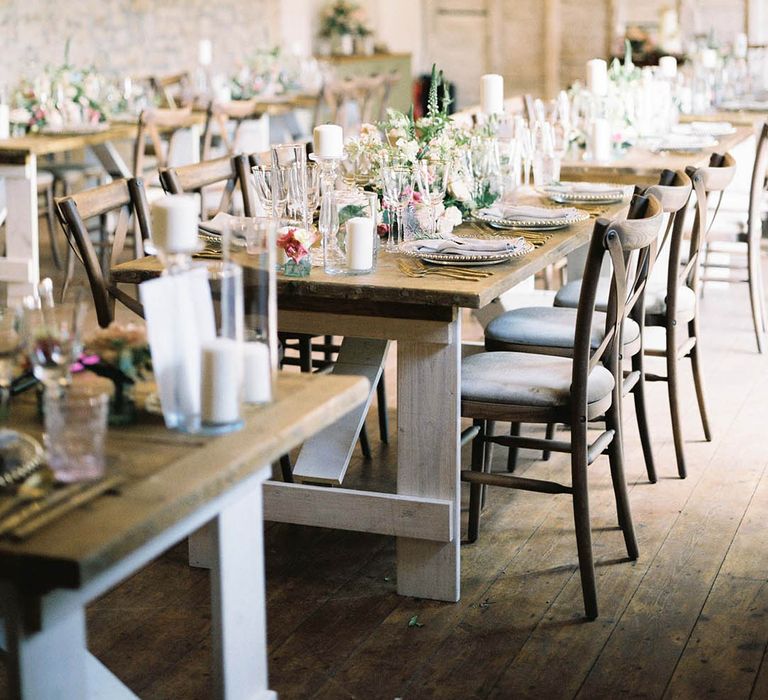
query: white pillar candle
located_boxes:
[151,195,199,254]
[586,59,608,97]
[243,341,272,404]
[198,39,213,67]
[313,124,344,158]
[346,217,374,271]
[201,337,241,424]
[0,105,9,140]
[591,118,612,162]
[701,48,718,69]
[480,74,504,115]
[735,33,748,59]
[659,56,678,79]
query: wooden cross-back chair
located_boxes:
[461,200,662,619]
[642,153,736,478]
[159,154,255,220]
[133,107,195,178]
[700,122,768,353]
[377,70,401,122]
[56,178,151,328]
[149,72,191,109]
[201,98,267,160]
[485,191,668,482]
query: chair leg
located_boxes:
[279,454,293,482]
[689,319,712,442]
[604,399,639,560]
[543,423,556,460]
[467,419,486,543]
[570,419,597,620]
[666,326,687,479]
[376,374,389,444]
[480,420,495,510]
[747,241,766,353]
[298,336,313,373]
[43,185,62,270]
[506,422,520,472]
[359,423,372,460]
[631,350,657,483]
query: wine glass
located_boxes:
[380,165,412,249]
[414,159,450,237]
[251,165,286,217]
[22,301,87,393]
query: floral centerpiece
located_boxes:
[344,65,471,237]
[75,322,152,424]
[277,225,318,277]
[318,1,372,55]
[231,48,283,100]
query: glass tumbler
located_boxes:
[44,390,109,482]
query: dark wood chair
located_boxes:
[55,178,152,328]
[700,122,768,353]
[159,154,255,220]
[642,153,737,478]
[461,203,663,619]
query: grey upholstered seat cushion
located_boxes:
[553,278,609,310]
[485,306,640,350]
[461,351,614,408]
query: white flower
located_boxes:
[9,107,31,123]
[437,206,463,236]
[395,137,419,163]
[448,177,472,203]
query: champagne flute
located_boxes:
[381,165,412,249]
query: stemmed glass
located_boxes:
[514,120,534,187]
[380,165,412,250]
[414,159,450,237]
[251,165,286,217]
[21,300,87,394]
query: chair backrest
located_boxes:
[56,178,151,328]
[150,72,191,109]
[747,122,768,244]
[377,69,401,122]
[572,195,663,411]
[159,154,255,220]
[133,107,196,177]
[201,98,266,159]
[678,152,737,296]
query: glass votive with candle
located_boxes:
[148,194,200,271]
[326,189,378,275]
[345,217,375,274]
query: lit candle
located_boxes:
[346,217,374,272]
[480,74,504,115]
[198,39,213,67]
[659,56,678,79]
[586,58,608,97]
[243,341,272,404]
[151,195,200,254]
[591,118,612,162]
[313,124,344,158]
[200,338,241,424]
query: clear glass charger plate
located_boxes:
[398,238,533,266]
[472,208,590,230]
[537,183,626,205]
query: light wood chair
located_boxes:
[133,107,196,179]
[159,154,255,220]
[201,98,267,160]
[377,70,401,122]
[36,171,64,269]
[461,204,664,619]
[641,153,737,478]
[149,72,191,109]
[56,178,152,328]
[699,122,768,353]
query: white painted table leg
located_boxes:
[210,465,277,700]
[0,156,39,304]
[396,314,461,602]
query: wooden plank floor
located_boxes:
[2,229,768,698]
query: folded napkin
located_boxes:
[412,235,525,256]
[198,211,236,235]
[545,182,625,196]
[479,204,578,221]
[673,122,734,136]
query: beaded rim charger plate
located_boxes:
[472,208,590,230]
[0,432,46,489]
[538,183,627,205]
[398,238,534,266]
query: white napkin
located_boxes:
[412,234,525,256]
[480,204,577,221]
[673,121,734,136]
[545,182,625,196]
[139,267,216,429]
[199,211,237,235]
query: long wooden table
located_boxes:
[112,201,627,603]
[560,124,755,185]
[0,373,368,699]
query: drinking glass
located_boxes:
[251,165,286,217]
[22,301,87,391]
[380,165,412,250]
[414,159,450,237]
[272,143,309,232]
[0,306,21,425]
[305,162,321,216]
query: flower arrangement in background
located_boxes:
[318,0,371,39]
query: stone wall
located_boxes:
[0,0,280,89]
